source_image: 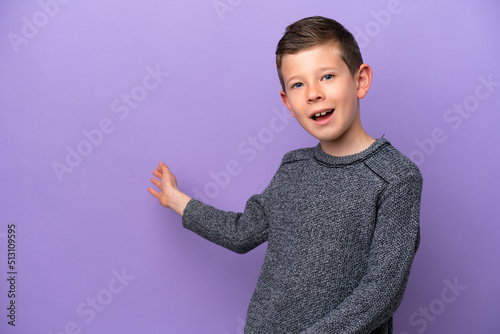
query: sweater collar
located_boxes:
[313,138,390,166]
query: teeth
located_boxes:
[314,110,332,118]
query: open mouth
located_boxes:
[312,109,334,121]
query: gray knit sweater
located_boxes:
[182,138,423,334]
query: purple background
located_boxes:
[1,1,499,333]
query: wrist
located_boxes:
[171,191,191,216]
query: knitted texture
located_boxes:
[182,138,423,334]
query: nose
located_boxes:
[306,82,324,102]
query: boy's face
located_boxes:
[280,42,371,150]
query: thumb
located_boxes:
[160,162,170,173]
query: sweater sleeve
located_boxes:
[181,191,270,254]
[300,171,423,334]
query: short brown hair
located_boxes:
[276,16,363,92]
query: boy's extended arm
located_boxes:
[301,172,423,334]
[149,161,269,253]
[149,162,192,216]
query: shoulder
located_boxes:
[279,147,315,166]
[364,140,423,186]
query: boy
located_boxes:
[149,16,423,334]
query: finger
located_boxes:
[151,177,161,188]
[148,187,159,198]
[153,170,162,178]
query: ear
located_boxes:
[280,90,296,118]
[356,64,373,99]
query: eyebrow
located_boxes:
[317,66,341,73]
[285,75,301,85]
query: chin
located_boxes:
[308,130,343,143]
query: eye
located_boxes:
[322,74,334,81]
[291,82,304,89]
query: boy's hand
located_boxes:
[148,162,192,216]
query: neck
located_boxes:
[320,130,375,157]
